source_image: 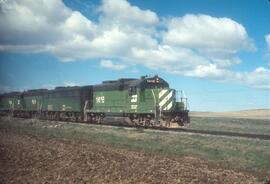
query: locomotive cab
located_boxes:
[134,75,189,127]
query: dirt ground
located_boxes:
[0,129,266,184]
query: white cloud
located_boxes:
[236,67,270,89]
[185,64,229,79]
[163,14,255,54]
[186,65,270,89]
[100,59,127,70]
[0,0,269,89]
[98,0,159,26]
[63,11,97,38]
[0,0,158,61]
[0,0,71,45]
[130,45,209,71]
[211,57,241,68]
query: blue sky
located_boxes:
[0,0,270,111]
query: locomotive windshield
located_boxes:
[144,82,168,89]
[142,76,169,89]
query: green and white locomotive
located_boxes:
[0,75,189,127]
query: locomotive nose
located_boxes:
[158,89,175,111]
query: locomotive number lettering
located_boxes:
[131,105,137,109]
[32,99,37,105]
[96,96,105,103]
[131,95,137,103]
[147,79,156,83]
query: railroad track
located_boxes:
[59,119,270,140]
[2,116,270,140]
[94,123,270,140]
[159,127,270,140]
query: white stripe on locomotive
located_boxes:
[159,89,168,99]
[163,100,173,111]
[159,90,173,108]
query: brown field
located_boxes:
[0,115,270,184]
[190,109,270,120]
[0,129,262,184]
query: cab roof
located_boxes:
[93,75,169,91]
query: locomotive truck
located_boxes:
[0,75,189,127]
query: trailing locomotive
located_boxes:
[0,75,189,127]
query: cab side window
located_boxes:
[129,86,137,96]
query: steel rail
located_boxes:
[3,116,270,141]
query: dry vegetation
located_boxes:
[190,109,270,120]
[0,117,270,183]
[0,130,263,184]
[187,117,270,134]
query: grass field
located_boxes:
[0,116,270,181]
[188,117,270,134]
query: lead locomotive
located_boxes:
[0,76,189,127]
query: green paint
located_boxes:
[91,88,175,114]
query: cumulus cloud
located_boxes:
[185,65,270,89]
[185,64,230,79]
[237,67,270,89]
[0,0,70,46]
[100,59,127,70]
[130,45,209,72]
[98,0,159,26]
[163,15,255,55]
[0,0,269,88]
